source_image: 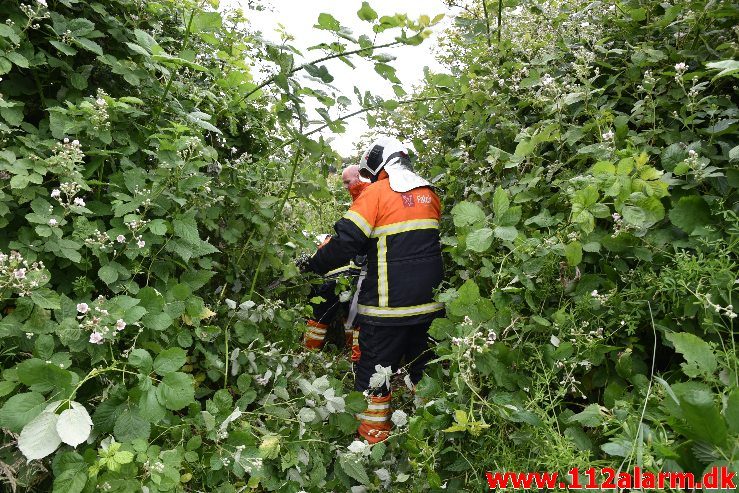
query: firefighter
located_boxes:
[305,137,444,443]
[302,166,370,352]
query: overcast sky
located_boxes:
[223,0,454,156]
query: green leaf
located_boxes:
[622,194,664,230]
[0,25,19,45]
[157,372,195,411]
[142,312,174,331]
[725,388,739,434]
[374,62,401,83]
[339,453,371,485]
[128,348,153,373]
[493,186,510,217]
[564,241,583,266]
[0,392,45,433]
[74,37,103,56]
[569,404,604,427]
[451,201,486,228]
[98,264,119,285]
[5,51,29,68]
[114,408,151,442]
[493,226,518,241]
[192,12,222,32]
[53,471,86,493]
[669,195,711,234]
[53,461,87,493]
[706,59,739,80]
[153,347,187,376]
[16,359,73,394]
[665,332,717,378]
[729,145,739,162]
[303,63,334,83]
[56,402,92,447]
[316,13,341,31]
[49,40,78,56]
[357,2,378,21]
[18,411,62,460]
[30,289,61,309]
[680,389,727,446]
[466,227,493,252]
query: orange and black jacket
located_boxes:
[307,175,444,326]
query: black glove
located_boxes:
[295,253,311,273]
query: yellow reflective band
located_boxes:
[326,265,352,277]
[344,210,372,237]
[377,236,388,307]
[357,302,445,318]
[370,219,439,238]
[305,333,325,340]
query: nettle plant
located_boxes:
[0,0,448,491]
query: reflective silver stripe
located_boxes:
[357,302,445,318]
[371,219,439,238]
[308,328,327,334]
[367,403,390,410]
[344,211,372,237]
[378,236,388,307]
[305,333,325,340]
[357,414,390,422]
[345,268,366,329]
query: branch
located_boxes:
[229,39,405,110]
[482,0,492,47]
[268,95,454,155]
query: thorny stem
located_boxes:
[149,9,196,130]
[247,148,303,299]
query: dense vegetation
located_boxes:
[0,0,737,491]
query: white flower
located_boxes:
[63,138,69,144]
[51,189,61,199]
[48,218,57,226]
[602,130,614,141]
[347,440,369,455]
[96,98,106,106]
[688,149,698,158]
[116,234,125,243]
[77,302,89,314]
[541,74,554,86]
[89,331,103,344]
[13,268,26,279]
[391,409,408,427]
[73,197,86,207]
[368,364,393,390]
[591,290,599,297]
[675,62,687,72]
[375,468,391,482]
[115,319,126,331]
[339,291,351,303]
[137,239,145,248]
[72,139,79,146]
[38,0,48,7]
[580,21,590,27]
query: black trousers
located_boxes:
[355,321,435,396]
[309,279,342,325]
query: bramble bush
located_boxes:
[1,0,738,491]
[375,0,739,488]
[0,0,441,491]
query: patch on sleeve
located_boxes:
[401,193,415,208]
